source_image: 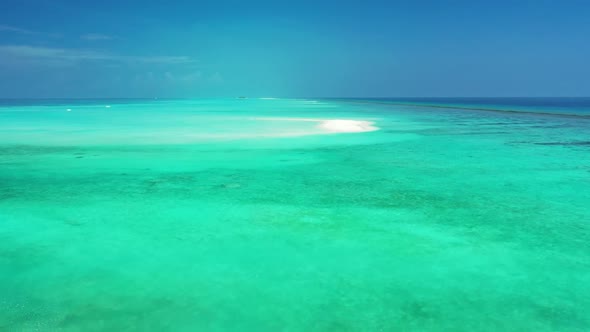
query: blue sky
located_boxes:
[0,0,589,98]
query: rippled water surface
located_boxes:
[1,98,589,331]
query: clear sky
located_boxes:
[1,0,589,98]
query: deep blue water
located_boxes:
[343,97,590,116]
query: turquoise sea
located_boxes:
[1,98,589,331]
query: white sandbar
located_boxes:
[252,117,379,134]
[317,119,378,133]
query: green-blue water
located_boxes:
[1,98,589,331]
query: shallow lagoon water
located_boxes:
[1,98,589,331]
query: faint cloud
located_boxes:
[81,33,114,41]
[0,45,195,66]
[0,24,61,38]
[181,71,202,82]
[0,24,36,35]
[211,72,224,83]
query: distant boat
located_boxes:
[238,96,248,99]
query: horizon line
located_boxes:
[1,96,590,100]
